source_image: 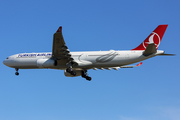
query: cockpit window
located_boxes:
[6,57,9,59]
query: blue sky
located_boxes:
[1,0,180,120]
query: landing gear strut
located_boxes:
[66,67,76,76]
[66,61,77,76]
[15,68,19,76]
[81,70,92,81]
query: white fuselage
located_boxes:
[3,50,164,70]
[2,25,170,80]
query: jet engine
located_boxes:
[36,59,57,67]
[64,70,82,77]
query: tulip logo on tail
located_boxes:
[143,32,160,49]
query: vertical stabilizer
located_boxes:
[132,25,168,50]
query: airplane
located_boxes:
[3,25,174,81]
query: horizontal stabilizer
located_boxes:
[157,53,176,56]
[143,43,157,56]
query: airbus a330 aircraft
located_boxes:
[3,25,174,81]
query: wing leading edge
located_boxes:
[52,26,77,66]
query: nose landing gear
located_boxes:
[15,68,19,76]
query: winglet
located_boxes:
[136,62,143,66]
[120,62,143,68]
[157,53,176,56]
[56,26,62,33]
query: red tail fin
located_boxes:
[132,25,168,50]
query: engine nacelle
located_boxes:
[36,59,56,67]
[64,70,82,77]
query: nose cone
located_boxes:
[3,59,8,66]
[3,58,13,67]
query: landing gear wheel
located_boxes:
[81,70,92,81]
[15,72,19,76]
[15,68,19,76]
[70,71,76,76]
[66,68,76,76]
[86,76,92,81]
[66,68,71,73]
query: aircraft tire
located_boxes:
[15,72,19,76]
[71,71,76,76]
[86,77,92,81]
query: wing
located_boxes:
[93,62,143,71]
[52,26,76,66]
[120,62,143,68]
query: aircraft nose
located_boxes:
[3,59,8,66]
[3,59,12,67]
[3,56,16,67]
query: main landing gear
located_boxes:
[15,68,19,76]
[81,70,92,81]
[66,67,92,81]
[66,61,77,76]
[66,67,76,76]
